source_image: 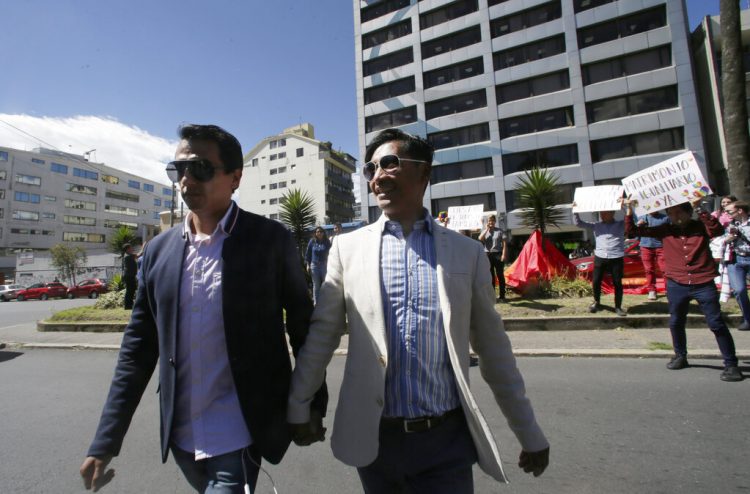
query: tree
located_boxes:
[49,244,88,286]
[279,188,318,255]
[515,167,566,240]
[109,226,138,255]
[720,0,750,200]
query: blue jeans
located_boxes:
[310,263,327,305]
[666,279,738,367]
[728,255,750,324]
[171,446,260,494]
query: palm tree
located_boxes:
[109,226,138,256]
[515,167,566,241]
[720,0,750,200]
[279,188,318,255]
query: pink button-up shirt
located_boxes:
[171,202,251,460]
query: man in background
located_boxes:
[121,243,137,310]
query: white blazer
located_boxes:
[288,216,548,482]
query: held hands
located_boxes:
[289,409,327,446]
[80,454,115,491]
[518,447,549,477]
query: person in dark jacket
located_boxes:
[121,243,137,310]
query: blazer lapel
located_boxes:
[433,225,454,340]
[160,228,188,354]
[364,217,388,356]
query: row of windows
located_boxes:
[67,183,97,195]
[490,1,560,39]
[425,89,486,120]
[51,162,68,174]
[582,45,671,86]
[496,70,569,104]
[498,106,574,139]
[16,173,41,186]
[64,215,96,226]
[364,76,415,105]
[505,182,578,210]
[590,127,684,162]
[420,0,477,30]
[11,228,55,236]
[578,5,666,49]
[362,19,411,50]
[73,168,98,180]
[269,152,287,161]
[104,204,140,216]
[365,106,418,133]
[503,144,579,174]
[63,232,105,243]
[586,85,678,123]
[269,138,286,149]
[427,123,490,150]
[430,158,493,185]
[494,34,565,70]
[106,190,140,203]
[573,0,616,13]
[269,166,288,175]
[360,0,410,24]
[424,57,483,90]
[422,25,481,60]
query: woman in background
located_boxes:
[305,226,331,304]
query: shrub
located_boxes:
[539,275,593,298]
[109,273,125,292]
[95,289,126,310]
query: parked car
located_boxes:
[67,278,109,299]
[16,282,68,301]
[571,239,654,279]
[0,284,25,301]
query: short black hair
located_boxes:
[122,243,132,253]
[178,124,243,171]
[364,128,434,166]
[677,203,693,214]
[733,200,749,213]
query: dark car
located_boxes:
[0,284,24,301]
[571,239,652,279]
[67,278,109,299]
[16,282,68,301]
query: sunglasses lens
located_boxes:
[363,162,376,181]
[380,155,400,171]
[166,166,180,183]
[190,160,215,182]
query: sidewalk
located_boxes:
[2,320,749,360]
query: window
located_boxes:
[423,57,483,89]
[63,232,105,243]
[361,0,410,23]
[490,1,561,38]
[31,158,45,164]
[586,85,679,123]
[363,48,413,77]
[421,25,481,60]
[278,152,286,159]
[11,228,55,236]
[277,138,286,147]
[279,181,287,188]
[106,190,140,202]
[0,208,3,219]
[0,151,7,161]
[0,170,6,180]
[270,168,278,175]
[252,158,259,166]
[502,144,578,174]
[270,154,277,161]
[154,198,162,207]
[270,213,279,220]
[496,70,569,104]
[420,0,478,30]
[493,35,565,70]
[42,212,55,219]
[365,106,418,133]
[488,0,510,5]
[430,158,493,185]
[153,212,160,220]
[104,219,137,229]
[15,192,40,203]
[128,180,140,189]
[104,204,139,216]
[73,168,98,180]
[143,183,154,192]
[51,162,68,174]
[431,193,496,216]
[102,174,120,184]
[573,0,616,13]
[0,189,4,200]
[364,76,415,105]
[278,166,287,173]
[15,174,41,186]
[261,185,266,190]
[65,199,96,211]
[296,148,303,157]
[582,45,672,85]
[577,5,667,49]
[163,187,172,196]
[270,183,278,190]
[64,215,96,226]
[427,123,490,150]
[426,89,487,120]
[66,183,97,195]
[590,127,684,162]
[270,198,278,205]
[362,19,411,50]
[164,200,174,208]
[13,210,39,221]
[498,106,574,138]
[44,195,56,202]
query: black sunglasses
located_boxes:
[166,159,225,183]
[363,154,429,182]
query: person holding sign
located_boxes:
[723,200,750,332]
[624,199,743,382]
[635,212,670,300]
[479,215,508,302]
[573,211,627,316]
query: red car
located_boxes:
[67,278,109,299]
[16,282,68,301]
[571,239,655,279]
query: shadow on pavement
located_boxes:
[510,301,563,312]
[0,350,24,363]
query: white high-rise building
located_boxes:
[238,123,357,225]
[354,0,705,239]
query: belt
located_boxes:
[381,408,463,433]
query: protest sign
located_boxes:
[572,185,624,213]
[621,151,712,216]
[447,204,484,231]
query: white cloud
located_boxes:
[0,114,177,185]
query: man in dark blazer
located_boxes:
[121,243,137,309]
[80,124,326,492]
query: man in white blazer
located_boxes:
[288,129,549,493]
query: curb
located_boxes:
[503,314,745,331]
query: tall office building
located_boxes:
[239,123,357,225]
[354,0,704,239]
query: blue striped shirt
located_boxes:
[380,212,460,418]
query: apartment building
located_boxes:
[354,0,705,238]
[0,146,174,251]
[238,123,357,225]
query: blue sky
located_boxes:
[0,0,723,184]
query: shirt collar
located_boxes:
[183,201,238,241]
[379,208,433,235]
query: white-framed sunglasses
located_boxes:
[363,154,429,182]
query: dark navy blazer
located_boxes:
[87,205,327,464]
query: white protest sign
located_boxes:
[621,151,712,216]
[447,204,484,231]
[572,185,624,213]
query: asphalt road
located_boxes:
[0,297,96,329]
[0,349,748,494]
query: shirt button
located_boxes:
[378,355,386,367]
[193,306,200,312]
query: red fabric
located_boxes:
[505,230,576,294]
[640,246,664,292]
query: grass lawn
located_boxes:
[48,306,131,322]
